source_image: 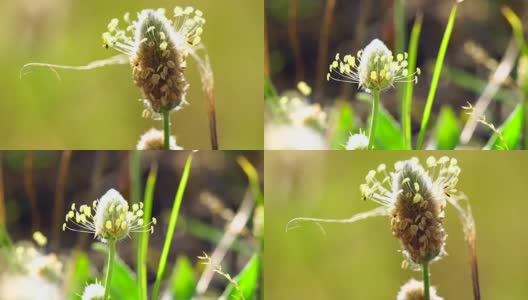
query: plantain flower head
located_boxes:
[345,132,369,150]
[81,281,105,300]
[102,7,206,118]
[397,278,444,300]
[63,189,157,241]
[360,157,460,266]
[327,39,420,93]
[136,128,183,150]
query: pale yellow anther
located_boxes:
[174,6,183,16]
[93,200,98,208]
[397,54,403,61]
[370,71,377,80]
[150,226,154,234]
[71,203,76,211]
[402,69,409,76]
[62,223,66,231]
[159,32,166,40]
[380,70,386,77]
[138,219,144,226]
[357,50,362,58]
[332,61,338,69]
[121,222,128,230]
[385,72,391,80]
[192,36,201,46]
[414,182,420,192]
[105,220,112,230]
[196,28,203,35]
[349,56,356,67]
[326,73,330,81]
[160,41,168,51]
[152,217,157,225]
[147,26,156,33]
[109,205,114,213]
[120,214,125,221]
[417,67,421,75]
[384,64,389,72]
[195,10,204,17]
[137,210,144,217]
[68,211,74,219]
[404,52,408,59]
[414,76,418,84]
[401,61,408,68]
[184,6,194,15]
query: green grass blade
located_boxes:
[221,254,260,300]
[264,73,278,99]
[152,153,194,300]
[237,157,263,206]
[170,256,197,300]
[403,14,423,149]
[138,164,158,300]
[435,105,460,149]
[502,6,528,56]
[416,2,460,149]
[484,104,523,150]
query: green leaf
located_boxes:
[264,73,278,99]
[435,106,460,150]
[328,100,355,150]
[93,243,139,300]
[485,104,523,150]
[221,255,260,300]
[171,256,197,300]
[374,107,405,150]
[65,251,91,299]
[417,1,460,149]
[110,256,140,300]
[502,6,528,55]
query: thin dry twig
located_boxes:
[460,37,519,144]
[198,252,245,300]
[52,150,72,249]
[195,189,255,295]
[316,0,336,94]
[288,0,304,82]
[462,102,508,149]
[447,194,480,300]
[286,206,389,233]
[189,47,218,150]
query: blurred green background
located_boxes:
[265,151,528,299]
[0,0,263,149]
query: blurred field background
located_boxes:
[0,0,263,149]
[265,0,528,148]
[265,151,528,299]
[0,150,263,298]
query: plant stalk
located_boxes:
[162,110,170,150]
[104,239,117,300]
[422,262,430,300]
[368,90,380,150]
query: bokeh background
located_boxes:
[0,0,263,149]
[265,151,528,299]
[265,0,528,146]
[0,150,263,298]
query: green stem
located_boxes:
[422,262,430,300]
[162,110,170,150]
[104,239,117,300]
[368,90,380,150]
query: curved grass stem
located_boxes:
[368,90,380,150]
[104,239,117,300]
[162,110,170,150]
[422,262,430,300]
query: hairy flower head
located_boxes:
[63,189,157,241]
[397,278,444,300]
[360,157,460,266]
[102,7,205,118]
[81,281,105,300]
[346,132,369,150]
[327,39,420,93]
[136,128,183,150]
